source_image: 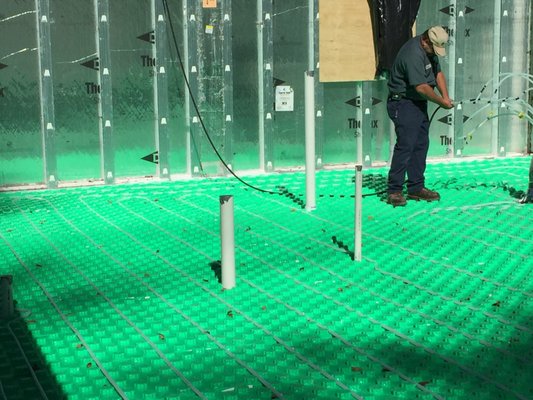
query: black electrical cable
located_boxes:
[161,0,279,195]
[164,1,510,200]
[429,105,442,127]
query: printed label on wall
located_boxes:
[275,86,294,112]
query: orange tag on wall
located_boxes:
[203,0,217,8]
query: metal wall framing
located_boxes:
[153,0,170,179]
[0,0,531,188]
[95,0,114,184]
[36,0,57,188]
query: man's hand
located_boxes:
[415,83,454,109]
[441,97,454,109]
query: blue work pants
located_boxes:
[387,98,430,194]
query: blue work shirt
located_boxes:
[388,34,442,101]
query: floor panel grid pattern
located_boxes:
[0,157,532,399]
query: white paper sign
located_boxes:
[275,86,294,112]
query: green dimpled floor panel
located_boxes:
[0,157,532,399]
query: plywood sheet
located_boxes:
[319,0,376,82]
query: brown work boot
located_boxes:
[387,192,407,207]
[407,188,440,202]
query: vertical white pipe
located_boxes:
[257,0,265,170]
[354,165,362,261]
[492,0,502,156]
[220,195,236,289]
[305,71,316,211]
[354,81,363,261]
[304,0,316,211]
[307,0,314,71]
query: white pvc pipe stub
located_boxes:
[220,195,236,289]
[305,70,316,211]
[354,164,363,262]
